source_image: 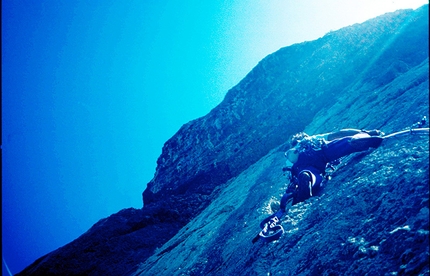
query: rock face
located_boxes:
[18,5,429,276]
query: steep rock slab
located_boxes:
[17,5,428,276]
[130,36,429,275]
[139,5,428,266]
[130,7,429,275]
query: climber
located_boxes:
[254,118,428,243]
[274,128,384,221]
[253,128,384,243]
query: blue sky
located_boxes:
[2,0,427,274]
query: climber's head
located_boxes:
[290,132,309,147]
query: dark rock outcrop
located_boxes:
[17,5,428,276]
